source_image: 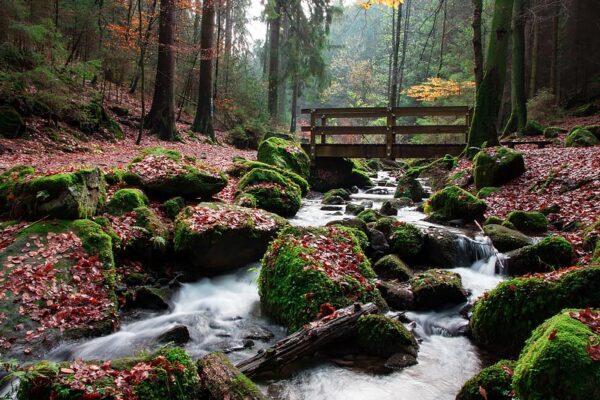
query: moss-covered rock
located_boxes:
[425,186,487,222]
[505,210,548,234]
[162,196,185,220]
[257,137,310,178]
[0,105,26,138]
[513,310,600,400]
[409,269,467,310]
[326,218,369,235]
[394,175,427,202]
[389,223,424,260]
[456,360,516,400]
[586,125,600,141]
[477,186,501,199]
[380,198,413,216]
[522,120,544,136]
[356,314,418,358]
[106,188,148,215]
[543,126,567,139]
[373,254,412,281]
[197,352,266,400]
[126,147,228,198]
[483,224,532,252]
[565,128,599,147]
[227,158,309,195]
[174,203,287,276]
[237,168,302,217]
[0,165,35,214]
[259,226,386,332]
[470,266,600,356]
[484,216,505,226]
[12,167,106,220]
[357,209,382,223]
[309,157,373,192]
[504,235,573,275]
[473,147,526,189]
[323,188,351,203]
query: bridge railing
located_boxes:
[300,106,472,159]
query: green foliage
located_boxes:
[356,314,418,358]
[163,197,185,220]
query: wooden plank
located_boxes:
[301,143,465,159]
[300,106,470,118]
[300,125,468,135]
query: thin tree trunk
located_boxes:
[267,1,282,122]
[213,1,222,102]
[389,3,403,108]
[136,0,145,145]
[223,0,233,92]
[503,0,527,137]
[472,0,484,90]
[387,7,396,99]
[550,7,559,96]
[436,0,447,78]
[528,14,539,98]
[397,0,412,101]
[129,0,158,94]
[290,78,299,134]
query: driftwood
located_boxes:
[236,302,379,378]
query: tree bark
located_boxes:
[397,0,412,99]
[198,353,267,400]
[145,0,177,141]
[389,3,403,108]
[472,0,484,90]
[467,0,514,155]
[528,14,539,98]
[267,0,282,122]
[550,6,559,96]
[136,0,145,145]
[223,0,233,92]
[236,303,379,378]
[192,0,217,142]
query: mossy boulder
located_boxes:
[356,314,418,359]
[309,157,373,192]
[106,188,148,215]
[522,120,544,136]
[409,269,467,310]
[473,147,526,189]
[543,126,567,139]
[373,254,412,281]
[0,165,35,214]
[163,196,185,220]
[326,218,369,235]
[565,128,599,147]
[323,188,351,203]
[227,158,309,195]
[0,219,116,359]
[12,167,106,220]
[504,235,573,275]
[357,209,382,224]
[505,210,548,234]
[425,186,487,222]
[237,168,302,217]
[174,203,287,276]
[394,175,427,202]
[586,125,600,140]
[197,352,266,400]
[483,224,532,252]
[380,198,413,216]
[257,137,310,178]
[470,266,600,356]
[513,310,600,400]
[456,360,516,400]
[126,147,228,198]
[477,186,501,199]
[0,105,26,138]
[259,226,386,332]
[389,223,424,261]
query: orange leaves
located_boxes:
[358,0,404,9]
[403,77,475,102]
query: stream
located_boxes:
[43,172,504,400]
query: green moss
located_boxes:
[163,197,185,219]
[372,217,400,237]
[235,192,258,208]
[106,188,149,215]
[565,128,599,147]
[238,168,298,192]
[390,223,424,260]
[197,353,263,399]
[373,254,412,281]
[505,235,573,275]
[426,186,487,222]
[356,314,418,357]
[0,105,26,138]
[349,168,373,188]
[513,311,600,400]
[483,224,532,252]
[409,269,466,309]
[323,188,351,202]
[543,126,567,139]
[394,175,427,201]
[257,137,311,178]
[522,120,544,136]
[506,210,548,233]
[0,165,36,213]
[456,360,516,400]
[357,209,382,223]
[241,183,301,217]
[228,158,309,195]
[473,147,526,189]
[470,266,600,356]
[477,186,501,199]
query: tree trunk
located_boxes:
[198,353,267,400]
[389,3,403,108]
[436,0,448,77]
[397,0,412,100]
[192,0,217,142]
[472,0,484,90]
[129,0,158,94]
[145,0,177,141]
[290,77,299,134]
[528,14,539,98]
[267,0,282,122]
[223,0,233,92]
[236,303,379,378]
[503,0,527,137]
[136,0,145,145]
[550,7,559,96]
[467,0,514,155]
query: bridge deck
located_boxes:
[300,143,465,158]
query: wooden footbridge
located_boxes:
[300,106,472,159]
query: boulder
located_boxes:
[425,186,487,222]
[470,266,600,356]
[227,158,309,195]
[394,175,427,202]
[157,325,191,345]
[483,224,533,252]
[356,314,418,361]
[372,217,401,238]
[237,168,302,217]
[174,203,287,276]
[504,235,573,275]
[105,188,148,215]
[0,165,35,214]
[257,137,310,178]
[125,147,227,198]
[505,210,548,234]
[380,198,413,216]
[389,223,425,261]
[0,105,26,138]
[373,254,412,281]
[522,120,544,136]
[323,188,351,202]
[322,195,345,205]
[259,226,386,331]
[473,147,526,189]
[310,157,373,192]
[126,286,170,310]
[377,280,414,310]
[513,310,600,400]
[544,126,567,139]
[198,352,267,400]
[345,203,366,215]
[409,269,467,310]
[357,209,382,223]
[586,125,600,141]
[421,226,463,268]
[326,218,369,235]
[162,196,185,219]
[565,128,599,147]
[367,228,389,260]
[456,360,516,400]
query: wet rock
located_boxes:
[503,235,573,275]
[384,352,418,370]
[366,188,391,195]
[222,339,255,354]
[426,186,487,222]
[409,270,468,310]
[367,229,389,260]
[242,325,275,342]
[361,200,374,209]
[345,203,365,215]
[473,147,526,189]
[421,226,462,268]
[483,224,532,252]
[321,205,343,211]
[373,255,412,281]
[326,218,369,235]
[157,325,190,345]
[309,158,372,191]
[350,186,360,194]
[377,280,414,310]
[322,195,346,205]
[394,175,427,201]
[127,286,170,310]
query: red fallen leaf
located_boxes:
[501,365,514,376]
[317,303,336,319]
[479,386,488,400]
[548,329,558,341]
[587,342,600,361]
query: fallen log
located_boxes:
[236,302,379,378]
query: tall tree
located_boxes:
[389,2,403,107]
[467,0,514,154]
[472,0,484,90]
[145,0,177,141]
[267,0,282,122]
[192,0,217,142]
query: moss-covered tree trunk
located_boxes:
[503,0,528,137]
[467,0,514,154]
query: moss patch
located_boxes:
[426,186,487,222]
[356,314,418,357]
[228,158,309,195]
[257,137,310,178]
[389,223,424,260]
[565,128,599,147]
[106,188,149,215]
[394,175,427,202]
[456,360,516,400]
[473,147,526,189]
[373,254,412,281]
[409,269,466,309]
[237,168,302,217]
[506,210,548,234]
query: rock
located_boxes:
[106,188,149,215]
[321,205,343,211]
[259,226,386,331]
[0,105,26,138]
[174,203,287,276]
[367,228,389,259]
[345,203,365,215]
[356,314,419,359]
[456,360,516,400]
[389,223,425,261]
[384,352,418,370]
[522,120,544,136]
[420,226,463,267]
[350,186,360,194]
[162,196,185,219]
[470,266,600,356]
[227,158,309,195]
[366,187,391,195]
[483,224,533,252]
[377,280,414,310]
[473,147,526,189]
[309,157,373,192]
[373,254,412,281]
[505,210,548,234]
[0,165,36,214]
[409,269,467,310]
[125,147,228,198]
[109,105,129,116]
[322,195,345,205]
[504,235,573,275]
[326,218,369,235]
[565,127,599,147]
[513,310,600,400]
[242,325,275,342]
[361,200,374,209]
[544,126,567,139]
[586,125,600,141]
[237,168,302,217]
[357,209,382,223]
[425,186,487,222]
[394,175,427,201]
[128,286,170,310]
[257,137,310,178]
[157,325,190,344]
[477,186,501,199]
[323,188,351,202]
[380,199,403,216]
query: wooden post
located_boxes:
[321,115,327,144]
[310,110,316,160]
[386,108,394,158]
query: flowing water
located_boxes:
[11,172,506,400]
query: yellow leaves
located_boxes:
[403,78,475,102]
[358,0,404,9]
